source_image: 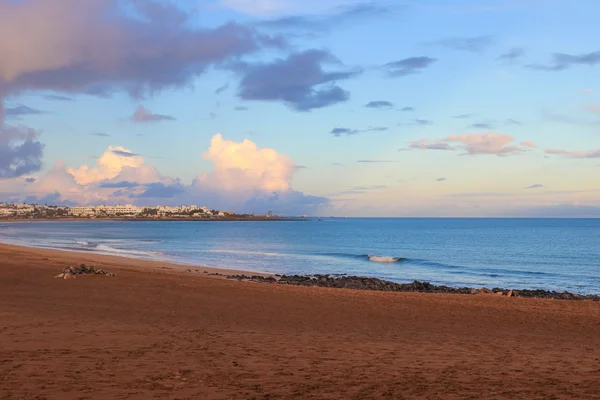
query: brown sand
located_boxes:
[1,243,599,399]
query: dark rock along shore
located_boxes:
[224,274,600,301]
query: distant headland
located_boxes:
[0,203,304,221]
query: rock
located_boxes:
[480,287,491,294]
[55,273,65,279]
[506,290,513,298]
[63,273,76,280]
[495,291,504,296]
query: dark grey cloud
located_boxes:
[25,177,37,183]
[436,178,447,182]
[497,48,525,62]
[131,105,175,123]
[527,50,600,71]
[383,57,437,77]
[525,184,543,189]
[0,1,285,99]
[43,94,74,101]
[0,126,44,179]
[471,121,495,129]
[215,83,229,94]
[91,132,110,137]
[256,2,394,32]
[430,35,495,52]
[330,126,388,136]
[234,106,249,111]
[112,150,139,158]
[365,100,394,109]
[400,107,414,112]
[232,50,360,111]
[5,105,47,117]
[99,181,140,189]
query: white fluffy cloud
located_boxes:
[4,134,329,214]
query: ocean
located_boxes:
[1,218,599,294]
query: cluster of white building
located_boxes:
[0,203,69,217]
[68,204,229,218]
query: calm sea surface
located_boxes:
[1,219,599,294]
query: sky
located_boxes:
[0,0,599,217]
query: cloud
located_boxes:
[408,133,535,157]
[330,126,388,136]
[406,119,433,126]
[234,106,249,111]
[545,148,600,159]
[542,110,599,126]
[520,141,536,148]
[400,107,414,112]
[5,104,47,117]
[256,2,394,31]
[99,181,139,189]
[453,113,476,119]
[524,184,543,189]
[497,48,525,62]
[470,122,495,129]
[112,150,139,158]
[91,132,110,137]
[232,50,360,111]
[356,160,394,163]
[0,0,283,98]
[6,134,328,214]
[407,139,454,151]
[436,178,447,182]
[0,124,45,179]
[215,83,229,94]
[131,105,175,123]
[44,94,74,101]
[332,162,344,166]
[383,57,437,77]
[527,50,600,71]
[429,35,494,52]
[364,100,394,109]
[25,177,37,183]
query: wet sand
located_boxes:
[1,243,599,399]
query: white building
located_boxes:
[70,204,142,217]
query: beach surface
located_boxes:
[1,243,599,399]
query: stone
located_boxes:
[506,290,513,298]
[63,273,76,280]
[495,291,504,296]
[55,273,64,279]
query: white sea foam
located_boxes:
[95,244,159,258]
[368,255,401,263]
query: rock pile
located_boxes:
[55,264,116,279]
[225,274,600,301]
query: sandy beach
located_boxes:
[1,243,600,399]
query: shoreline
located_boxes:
[0,217,307,223]
[1,242,598,299]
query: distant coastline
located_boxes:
[0,216,308,223]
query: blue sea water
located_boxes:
[1,218,599,294]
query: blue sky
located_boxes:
[0,0,599,216]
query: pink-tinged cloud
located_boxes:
[584,104,600,116]
[520,141,537,148]
[0,0,283,98]
[5,134,328,214]
[407,133,536,157]
[131,105,175,123]
[545,148,600,159]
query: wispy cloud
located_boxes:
[497,47,525,62]
[356,160,394,163]
[44,94,74,101]
[429,35,495,52]
[5,105,47,117]
[524,184,543,189]
[383,57,437,77]
[527,50,600,71]
[215,83,229,94]
[453,113,476,119]
[91,132,110,137]
[406,133,535,157]
[436,177,447,182]
[112,150,140,158]
[364,100,394,109]
[330,126,388,136]
[400,107,414,112]
[234,106,249,111]
[131,105,176,123]
[545,148,600,159]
